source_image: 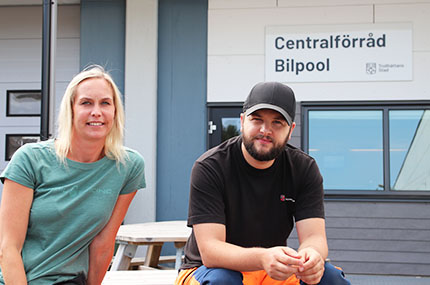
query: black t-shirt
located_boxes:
[181,136,324,269]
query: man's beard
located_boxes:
[242,134,288,161]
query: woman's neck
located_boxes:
[68,137,106,163]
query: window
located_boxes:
[207,104,242,149]
[389,110,430,191]
[302,102,430,200]
[6,90,41,116]
[5,134,40,161]
[308,110,383,191]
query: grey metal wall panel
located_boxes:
[288,201,430,276]
[156,0,208,221]
[80,0,125,93]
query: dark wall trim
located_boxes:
[207,102,243,107]
[302,100,430,107]
[325,194,430,203]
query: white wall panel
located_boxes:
[208,2,429,102]
[290,51,429,101]
[54,82,69,111]
[208,5,373,55]
[0,39,41,82]
[209,0,430,9]
[209,0,276,9]
[0,5,79,39]
[124,0,158,224]
[51,82,72,137]
[56,39,80,81]
[0,38,78,83]
[208,55,264,102]
[278,0,430,7]
[57,5,80,38]
[209,51,430,102]
[376,3,430,51]
[0,6,42,39]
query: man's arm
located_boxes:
[194,223,304,281]
[295,217,328,284]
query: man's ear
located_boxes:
[240,113,245,133]
[288,122,296,140]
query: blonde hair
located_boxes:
[55,65,126,164]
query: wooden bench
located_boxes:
[129,255,178,270]
[102,270,177,285]
[112,221,191,270]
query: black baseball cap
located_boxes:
[243,82,296,126]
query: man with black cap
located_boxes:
[175,82,350,285]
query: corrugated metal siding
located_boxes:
[288,201,430,276]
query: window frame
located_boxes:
[207,102,243,149]
[5,134,40,161]
[301,100,430,202]
[6,90,42,117]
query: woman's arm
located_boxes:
[86,191,136,285]
[0,179,34,285]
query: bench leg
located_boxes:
[111,243,138,271]
[144,244,163,268]
[174,242,186,270]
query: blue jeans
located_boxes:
[190,262,351,285]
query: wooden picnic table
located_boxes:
[110,220,191,271]
[102,270,177,284]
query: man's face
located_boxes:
[241,109,295,161]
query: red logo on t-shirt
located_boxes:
[280,195,295,202]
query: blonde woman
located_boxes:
[0,66,145,284]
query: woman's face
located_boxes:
[71,78,116,144]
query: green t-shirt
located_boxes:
[0,140,146,284]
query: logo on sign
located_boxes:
[366,63,377,74]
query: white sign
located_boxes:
[265,23,412,82]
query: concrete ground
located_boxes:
[347,274,430,285]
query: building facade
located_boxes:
[0,0,429,276]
